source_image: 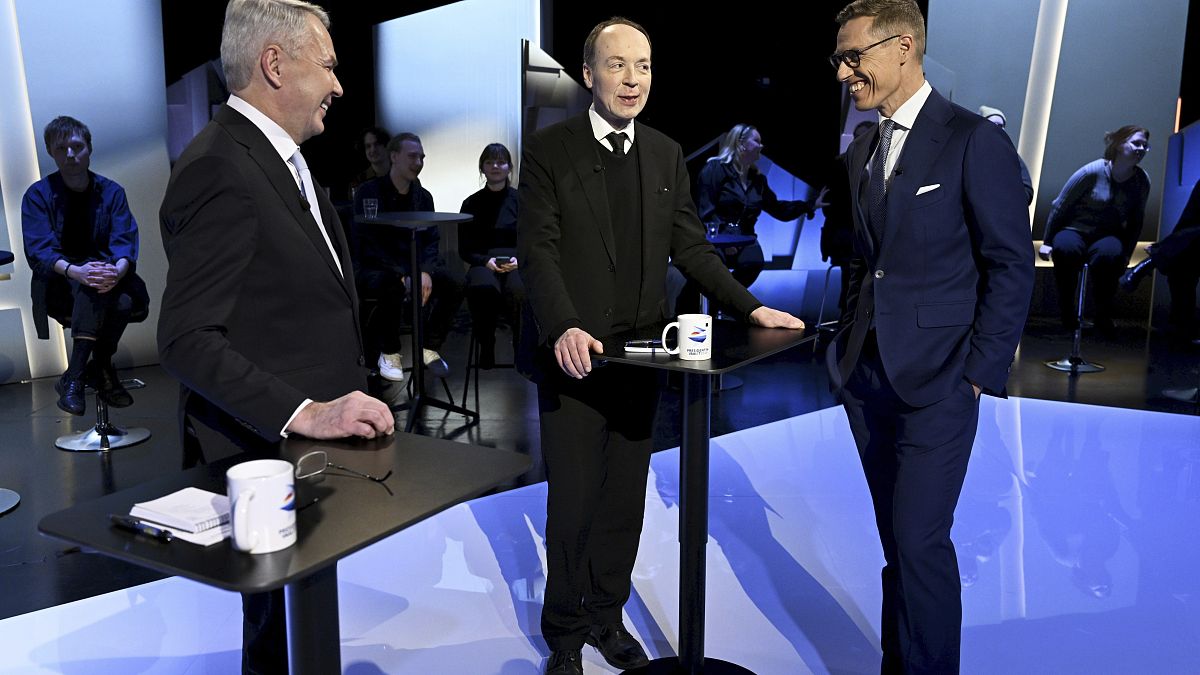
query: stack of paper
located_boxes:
[130,487,231,546]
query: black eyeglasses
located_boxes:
[829,35,901,70]
[296,450,393,483]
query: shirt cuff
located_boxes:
[280,398,314,438]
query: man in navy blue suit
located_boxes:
[828,1,1034,672]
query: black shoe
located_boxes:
[55,375,86,416]
[544,648,583,675]
[585,622,650,669]
[1120,257,1154,292]
[87,361,133,407]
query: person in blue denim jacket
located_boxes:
[22,116,148,415]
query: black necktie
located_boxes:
[606,131,628,157]
[868,119,895,235]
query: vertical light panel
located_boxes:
[375,0,537,212]
[1017,0,1069,222]
[0,0,53,379]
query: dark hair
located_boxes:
[478,143,512,173]
[1103,125,1149,161]
[835,0,926,64]
[357,126,391,152]
[386,132,422,153]
[43,116,92,153]
[582,17,651,68]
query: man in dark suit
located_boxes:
[828,1,1034,672]
[157,1,394,672]
[518,17,803,675]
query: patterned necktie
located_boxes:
[606,131,628,157]
[868,119,895,236]
[288,149,343,276]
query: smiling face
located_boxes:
[391,139,425,182]
[582,23,652,130]
[835,16,917,118]
[363,132,386,165]
[279,14,343,144]
[1119,131,1149,165]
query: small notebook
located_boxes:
[167,522,232,547]
[130,487,230,534]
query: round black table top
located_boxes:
[358,211,472,228]
[0,250,14,266]
[707,232,756,248]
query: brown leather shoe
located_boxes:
[585,623,650,669]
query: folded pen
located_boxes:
[109,513,174,542]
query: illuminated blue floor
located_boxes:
[0,397,1197,674]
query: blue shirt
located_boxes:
[21,170,139,278]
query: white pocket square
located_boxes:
[916,184,941,196]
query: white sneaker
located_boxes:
[377,352,405,381]
[422,349,450,378]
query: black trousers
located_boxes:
[61,278,136,351]
[1049,231,1125,323]
[465,265,525,348]
[357,264,464,357]
[537,360,659,650]
[841,335,979,675]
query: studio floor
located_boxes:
[1,269,1198,673]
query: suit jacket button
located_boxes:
[874,269,885,279]
[604,308,613,318]
[608,264,615,273]
[358,355,366,366]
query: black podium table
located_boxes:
[598,321,815,675]
[39,433,530,675]
[357,210,475,431]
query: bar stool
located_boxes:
[56,378,151,452]
[461,326,514,418]
[1046,263,1105,373]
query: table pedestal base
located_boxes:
[627,656,756,674]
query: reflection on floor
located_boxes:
[1,397,1196,674]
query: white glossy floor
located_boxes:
[1,397,1197,674]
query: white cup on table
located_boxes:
[227,459,297,554]
[661,313,713,361]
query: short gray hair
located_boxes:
[220,0,330,92]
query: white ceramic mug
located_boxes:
[227,459,297,554]
[661,313,713,360]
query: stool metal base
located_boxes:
[626,657,756,674]
[56,423,151,452]
[0,488,20,515]
[1045,357,1105,373]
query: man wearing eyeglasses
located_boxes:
[827,1,1033,672]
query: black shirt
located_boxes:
[61,181,98,262]
[602,139,643,332]
[459,185,517,266]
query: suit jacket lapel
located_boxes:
[217,105,349,289]
[565,114,616,266]
[882,89,953,249]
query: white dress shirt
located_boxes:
[588,105,637,153]
[867,80,933,190]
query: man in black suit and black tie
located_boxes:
[158,1,394,672]
[517,17,803,675]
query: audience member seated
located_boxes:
[21,116,149,416]
[1121,177,1200,345]
[353,132,463,381]
[695,123,821,290]
[458,143,524,369]
[1039,125,1150,333]
[979,105,1034,205]
[350,126,390,194]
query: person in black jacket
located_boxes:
[353,132,463,380]
[1120,177,1200,343]
[695,123,820,289]
[459,143,523,368]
